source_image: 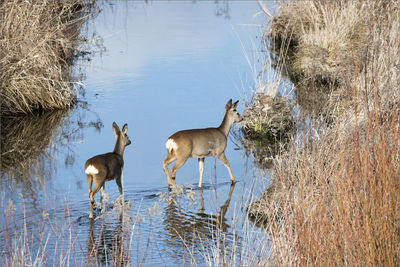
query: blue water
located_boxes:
[1,1,274,265]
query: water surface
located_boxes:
[1,1,272,265]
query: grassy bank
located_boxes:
[0,0,93,115]
[248,0,400,265]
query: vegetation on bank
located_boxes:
[0,0,93,115]
[240,93,294,167]
[248,0,400,265]
[242,93,293,144]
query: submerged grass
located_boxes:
[0,0,94,115]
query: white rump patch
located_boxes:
[166,138,178,152]
[85,165,99,175]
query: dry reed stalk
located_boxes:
[0,0,92,115]
[248,0,400,265]
[249,95,400,265]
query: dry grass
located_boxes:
[247,0,400,265]
[262,102,400,266]
[249,93,400,266]
[242,93,294,142]
[240,93,294,167]
[0,0,93,115]
[266,0,400,116]
[267,1,369,83]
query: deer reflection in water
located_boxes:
[163,183,237,263]
[87,213,130,266]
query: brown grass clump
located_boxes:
[240,93,294,166]
[242,93,294,142]
[267,0,400,116]
[268,1,368,84]
[248,0,400,265]
[0,0,92,115]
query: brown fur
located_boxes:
[85,122,131,219]
[163,99,242,188]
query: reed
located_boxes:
[0,0,93,115]
[266,0,400,116]
[248,0,400,265]
[260,97,400,266]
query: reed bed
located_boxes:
[257,95,400,266]
[0,0,93,115]
[248,0,400,265]
[266,0,400,116]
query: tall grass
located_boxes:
[248,0,400,265]
[266,0,400,116]
[263,95,400,266]
[0,0,94,115]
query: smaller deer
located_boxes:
[163,99,242,188]
[85,122,131,219]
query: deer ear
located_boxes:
[122,123,128,134]
[225,99,233,111]
[112,122,120,135]
[232,100,239,109]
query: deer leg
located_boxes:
[163,153,176,187]
[116,175,123,196]
[87,174,93,197]
[170,156,188,187]
[87,174,94,219]
[116,175,123,200]
[89,178,104,219]
[217,152,236,184]
[198,158,205,188]
[99,184,105,211]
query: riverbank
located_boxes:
[0,0,94,115]
[248,1,400,265]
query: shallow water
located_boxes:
[0,1,273,265]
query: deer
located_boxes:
[85,122,131,219]
[162,99,242,189]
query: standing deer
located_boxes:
[85,122,131,219]
[163,99,242,188]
